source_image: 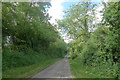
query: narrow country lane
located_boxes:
[32,57,72,78]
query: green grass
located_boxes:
[69,57,116,78]
[3,58,60,78]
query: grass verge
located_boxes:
[69,57,116,78]
[3,58,60,78]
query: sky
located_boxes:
[48,0,103,43]
[48,0,81,24]
[48,0,102,24]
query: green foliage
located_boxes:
[70,56,119,78]
[2,2,59,49]
[103,2,120,28]
[2,2,67,76]
[59,1,120,78]
[69,24,120,78]
[57,2,96,39]
[3,46,59,71]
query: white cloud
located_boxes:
[48,0,64,24]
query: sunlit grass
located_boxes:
[69,57,116,78]
[3,58,60,78]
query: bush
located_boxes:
[2,49,47,71]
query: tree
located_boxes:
[58,2,96,40]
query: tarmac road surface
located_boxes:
[32,57,72,78]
